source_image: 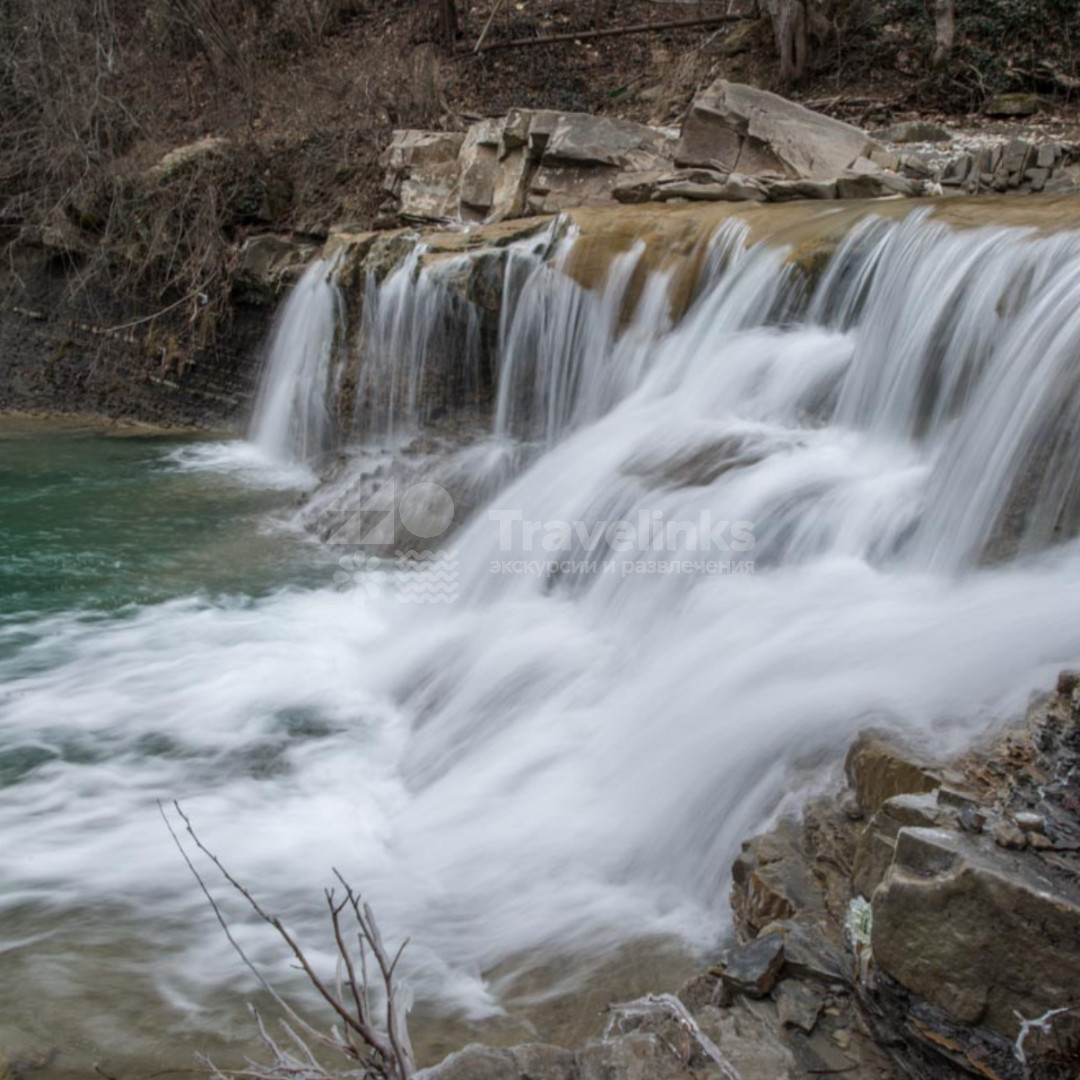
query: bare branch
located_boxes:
[162,802,415,1080]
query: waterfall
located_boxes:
[249,257,344,464]
[83,200,1076,1016]
[355,246,483,443]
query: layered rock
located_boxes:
[382,111,678,223]
[381,83,948,224]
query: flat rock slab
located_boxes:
[677,79,876,180]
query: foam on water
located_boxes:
[6,208,1080,1037]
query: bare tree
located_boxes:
[437,0,458,43]
[162,802,415,1080]
[763,0,809,85]
[932,0,955,67]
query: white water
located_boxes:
[6,208,1080,1036]
[250,257,344,463]
[356,246,483,442]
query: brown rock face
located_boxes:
[844,729,941,813]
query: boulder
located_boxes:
[676,80,876,180]
[871,826,1080,1042]
[458,118,504,220]
[844,730,941,813]
[543,113,671,170]
[382,130,466,221]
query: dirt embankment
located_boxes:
[2,0,1079,425]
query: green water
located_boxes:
[0,418,319,619]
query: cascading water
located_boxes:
[6,203,1080,1067]
[355,246,484,443]
[249,256,344,464]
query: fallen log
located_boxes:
[462,12,747,54]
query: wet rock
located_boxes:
[720,933,785,998]
[844,730,941,813]
[774,979,825,1033]
[732,819,824,933]
[985,92,1041,117]
[759,918,849,985]
[576,1033,700,1080]
[880,121,952,143]
[871,826,1080,1040]
[852,791,943,898]
[676,79,876,179]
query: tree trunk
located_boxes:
[438,0,458,43]
[764,0,808,85]
[932,0,955,66]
